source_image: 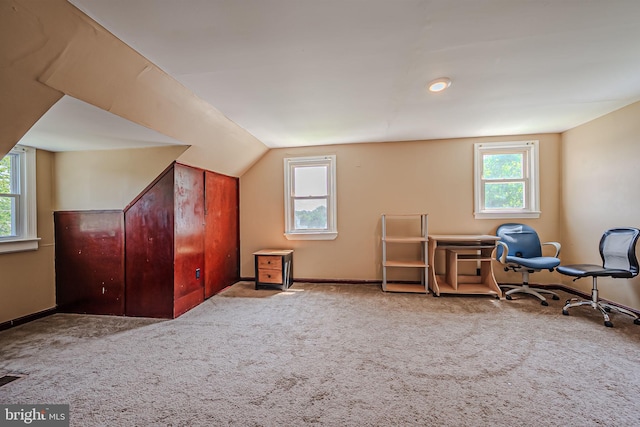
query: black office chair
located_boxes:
[557,227,640,328]
[495,223,561,305]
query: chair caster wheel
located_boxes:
[552,295,560,300]
[541,300,549,306]
[634,318,640,325]
[562,309,569,316]
[604,306,612,313]
[604,321,613,328]
[565,299,571,305]
[505,295,512,300]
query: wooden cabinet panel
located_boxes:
[125,168,175,318]
[204,171,239,298]
[55,211,125,315]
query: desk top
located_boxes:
[428,234,500,242]
[253,249,294,256]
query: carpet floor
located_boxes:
[1,281,639,426]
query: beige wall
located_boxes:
[561,101,640,309]
[240,134,562,284]
[54,145,188,210]
[0,150,56,324]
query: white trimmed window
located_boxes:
[474,141,540,219]
[284,155,337,240]
[0,145,39,253]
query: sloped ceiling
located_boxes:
[1,0,267,176]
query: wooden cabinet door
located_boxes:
[173,164,205,317]
[204,171,239,298]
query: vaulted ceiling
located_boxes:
[18,0,640,151]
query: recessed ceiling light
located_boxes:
[428,77,451,93]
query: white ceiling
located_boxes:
[21,0,640,151]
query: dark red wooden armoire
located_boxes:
[55,162,239,319]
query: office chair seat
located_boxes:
[556,265,634,278]
[557,227,640,328]
[505,256,561,271]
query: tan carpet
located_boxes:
[1,281,639,426]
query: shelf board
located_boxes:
[384,260,428,268]
[456,254,494,261]
[435,274,483,284]
[383,283,427,293]
[432,281,501,296]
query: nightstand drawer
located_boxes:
[257,256,282,270]
[258,269,283,284]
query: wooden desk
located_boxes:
[428,235,501,298]
[254,249,293,290]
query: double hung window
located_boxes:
[284,155,337,240]
[0,145,38,253]
[474,141,540,219]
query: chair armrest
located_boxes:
[495,241,508,265]
[542,241,561,258]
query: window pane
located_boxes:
[294,199,328,229]
[294,166,327,196]
[484,182,524,209]
[0,153,14,194]
[483,153,523,179]
[0,196,16,237]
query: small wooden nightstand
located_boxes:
[253,249,293,290]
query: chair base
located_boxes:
[501,284,560,306]
[563,291,640,328]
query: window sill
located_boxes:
[284,231,338,241]
[474,211,541,220]
[0,238,41,254]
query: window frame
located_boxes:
[0,145,39,253]
[284,155,337,240]
[473,140,540,219]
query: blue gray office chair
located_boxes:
[495,223,561,305]
[557,227,640,328]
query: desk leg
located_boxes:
[446,249,458,290]
[481,255,501,297]
[428,240,439,296]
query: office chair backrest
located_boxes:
[496,223,542,259]
[599,228,640,275]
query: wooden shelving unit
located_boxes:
[428,234,502,298]
[381,214,428,293]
